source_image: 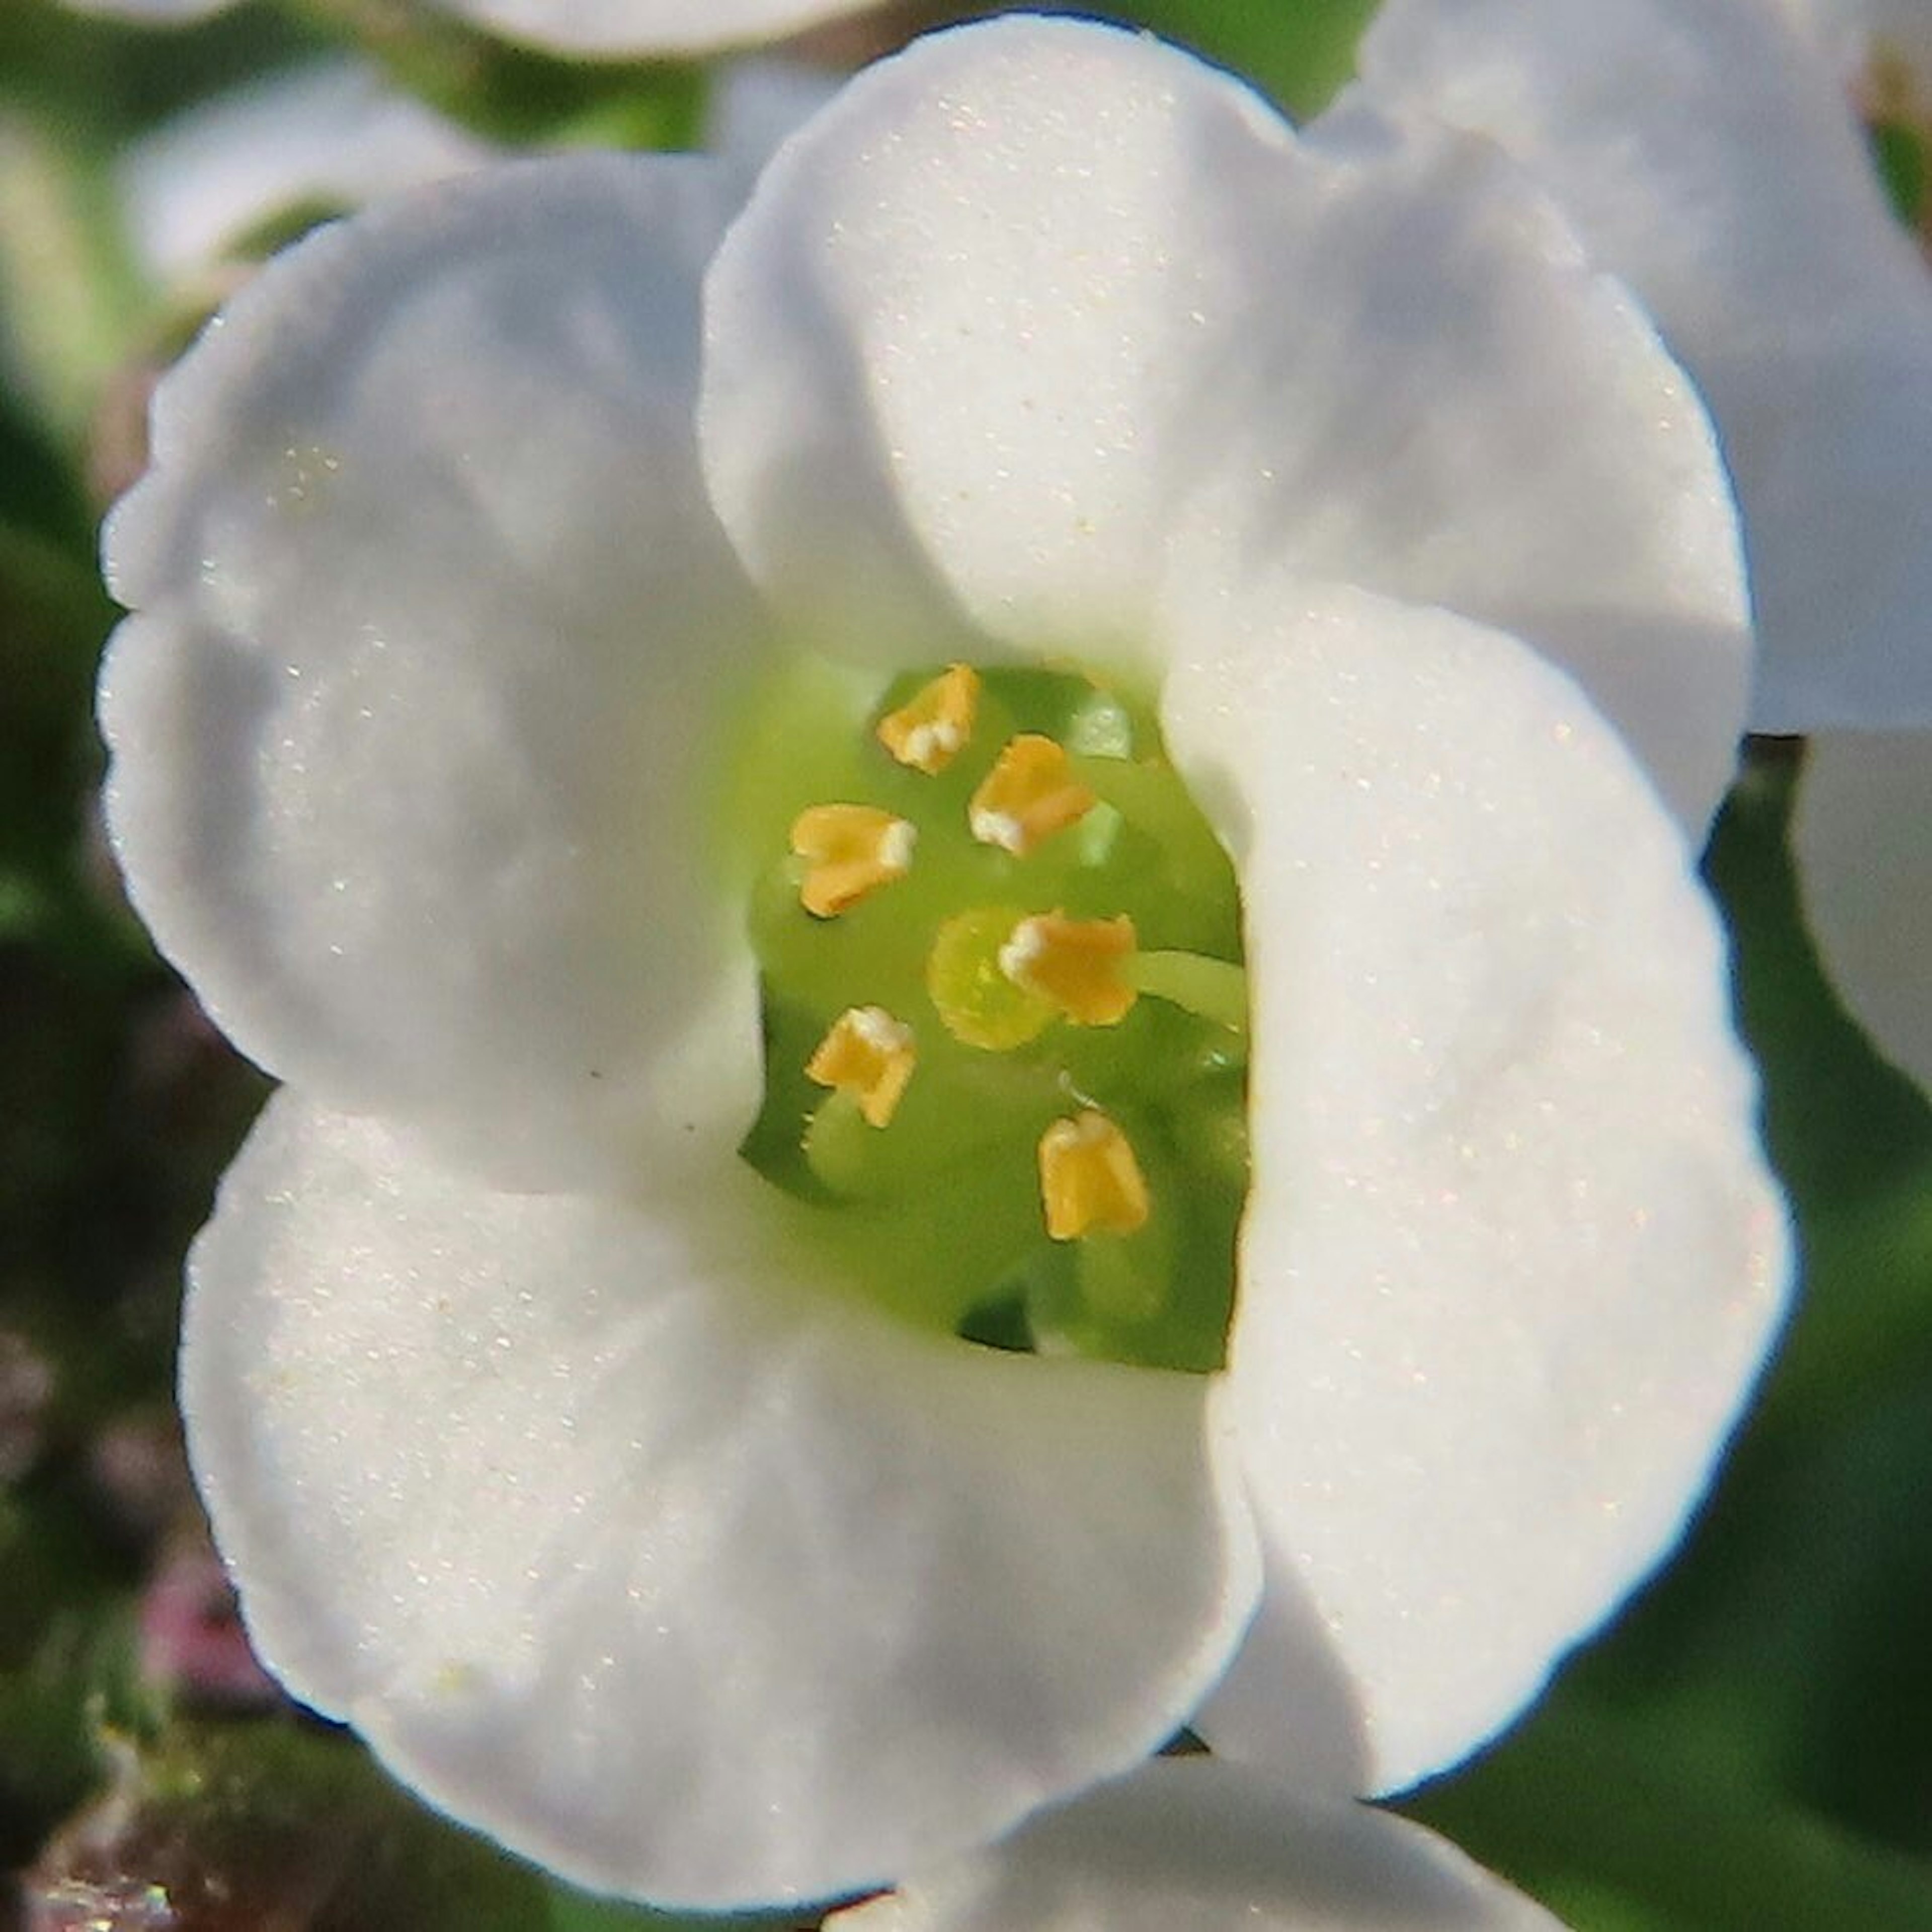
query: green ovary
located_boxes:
[726,656,1250,1375]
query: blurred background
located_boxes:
[2,1,1930,1925]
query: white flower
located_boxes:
[116,59,497,289]
[98,16,1789,1911]
[59,0,872,55]
[827,1758,1565,1932]
[431,0,871,54]
[113,52,831,287]
[1353,0,1932,1086]
[58,0,233,18]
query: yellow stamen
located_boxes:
[877,664,982,774]
[999,911,1139,1026]
[806,1006,917,1127]
[968,735,1096,854]
[1039,1110,1151,1240]
[789,803,916,918]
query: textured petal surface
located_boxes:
[1357,0,1932,734]
[118,58,495,283]
[1792,728,1932,1089]
[429,0,874,56]
[702,16,1748,830]
[183,1096,1259,1909]
[829,1760,1562,1931]
[100,155,769,1192]
[1160,581,1790,1795]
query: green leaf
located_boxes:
[0,1594,143,1864]
[1869,120,1929,229]
[33,1719,559,1930]
[288,0,705,151]
[0,0,328,140]
[1702,745,1932,1440]
[1404,1693,1932,1932]
[544,1885,801,1931]
[0,109,146,437]
[1111,0,1377,117]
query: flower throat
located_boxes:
[729,656,1249,1374]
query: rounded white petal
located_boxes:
[702,16,1748,830]
[183,1095,1260,1909]
[1160,581,1791,1795]
[117,58,496,285]
[1792,727,1932,1089]
[427,0,875,57]
[100,154,770,1192]
[1356,0,1932,735]
[829,1759,1564,1931]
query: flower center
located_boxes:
[727,655,1249,1374]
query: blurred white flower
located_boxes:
[60,0,233,19]
[431,0,876,55]
[60,0,875,55]
[1791,729,1932,1087]
[98,16,1787,1910]
[116,58,496,288]
[1355,0,1932,1087]
[113,50,834,287]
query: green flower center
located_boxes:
[723,655,1250,1374]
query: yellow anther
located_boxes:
[806,1006,917,1128]
[789,803,916,919]
[999,911,1139,1027]
[1039,1110,1151,1241]
[877,664,982,774]
[968,735,1097,854]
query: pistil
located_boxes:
[928,906,1056,1050]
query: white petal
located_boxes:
[427,0,875,56]
[1792,728,1932,1089]
[702,16,1748,830]
[100,155,769,1192]
[117,58,496,285]
[1355,0,1932,735]
[828,1759,1564,1931]
[183,1095,1259,1909]
[1160,581,1791,1796]
[1182,1521,1372,1795]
